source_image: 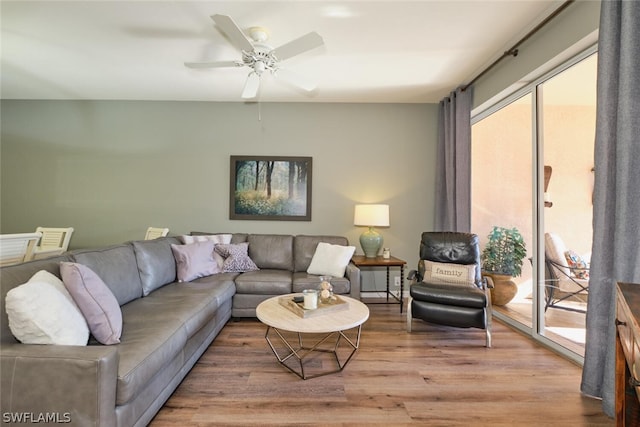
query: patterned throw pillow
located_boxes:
[564,250,589,279]
[214,243,259,273]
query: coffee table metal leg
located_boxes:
[263,325,362,380]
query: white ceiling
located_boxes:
[1,1,566,103]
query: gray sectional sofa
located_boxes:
[0,233,360,427]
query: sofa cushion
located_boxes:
[114,302,188,405]
[248,234,294,271]
[410,282,487,309]
[71,244,143,305]
[60,262,123,345]
[307,242,356,277]
[6,278,89,345]
[171,241,220,282]
[234,270,292,294]
[132,237,179,296]
[115,277,235,405]
[293,235,349,272]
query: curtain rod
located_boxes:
[462,0,575,91]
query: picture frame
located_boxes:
[229,155,312,221]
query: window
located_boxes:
[471,49,597,361]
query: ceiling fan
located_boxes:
[185,14,324,99]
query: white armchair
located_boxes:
[33,227,74,259]
[145,227,169,240]
[0,232,42,266]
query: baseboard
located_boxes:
[360,290,406,299]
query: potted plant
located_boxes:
[481,226,527,305]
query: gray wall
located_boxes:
[0,100,437,281]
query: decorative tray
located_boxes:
[279,294,348,318]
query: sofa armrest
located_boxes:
[1,343,118,427]
[345,262,361,300]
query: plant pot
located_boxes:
[484,272,518,306]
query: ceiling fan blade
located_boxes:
[272,32,324,61]
[241,73,260,99]
[184,60,240,69]
[211,14,254,52]
[275,68,317,92]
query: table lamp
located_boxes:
[354,204,389,258]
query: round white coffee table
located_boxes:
[256,294,369,379]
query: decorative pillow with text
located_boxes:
[423,260,476,287]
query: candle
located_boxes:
[302,289,318,310]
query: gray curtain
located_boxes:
[581,0,640,417]
[434,86,473,232]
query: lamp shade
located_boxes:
[354,204,389,227]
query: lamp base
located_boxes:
[360,227,383,258]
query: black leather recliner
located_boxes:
[407,232,492,347]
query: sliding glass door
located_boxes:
[538,53,596,355]
[471,48,597,360]
[472,94,534,330]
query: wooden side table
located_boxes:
[351,255,407,313]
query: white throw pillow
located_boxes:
[423,260,476,287]
[6,279,90,346]
[29,270,80,308]
[307,242,356,277]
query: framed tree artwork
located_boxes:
[229,156,312,221]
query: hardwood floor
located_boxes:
[150,302,612,426]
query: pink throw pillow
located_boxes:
[171,241,220,282]
[60,262,123,345]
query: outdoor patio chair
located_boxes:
[543,232,589,312]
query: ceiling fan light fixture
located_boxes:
[254,60,266,75]
[248,26,270,43]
